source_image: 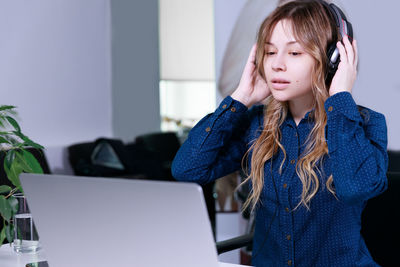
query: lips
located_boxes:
[271,78,290,90]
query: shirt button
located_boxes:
[230,107,236,112]
[205,127,211,132]
[290,159,295,164]
[286,234,291,240]
[222,104,227,109]
[288,260,292,266]
[328,106,333,112]
[285,207,290,212]
[283,183,287,189]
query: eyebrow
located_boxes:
[265,41,298,46]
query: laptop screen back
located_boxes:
[19,174,219,267]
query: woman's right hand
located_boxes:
[231,43,271,108]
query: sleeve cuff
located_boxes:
[196,96,248,148]
[216,96,248,114]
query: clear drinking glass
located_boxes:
[12,193,41,253]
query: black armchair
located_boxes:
[134,131,181,180]
[68,138,145,178]
[388,150,400,172]
[360,171,400,266]
[216,232,254,255]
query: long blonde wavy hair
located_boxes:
[241,0,340,211]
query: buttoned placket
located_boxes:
[277,121,300,266]
[282,113,314,266]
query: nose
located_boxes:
[271,53,286,72]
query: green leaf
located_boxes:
[4,160,23,190]
[6,136,19,146]
[8,196,19,214]
[0,105,16,111]
[22,150,43,174]
[14,150,43,174]
[13,132,44,150]
[0,195,12,221]
[5,223,14,243]
[4,150,15,170]
[0,185,12,194]
[5,116,21,132]
[0,226,6,246]
[4,150,23,190]
[0,136,10,144]
[15,150,33,173]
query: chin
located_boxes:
[270,91,291,102]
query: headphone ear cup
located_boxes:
[326,43,339,86]
[327,44,340,72]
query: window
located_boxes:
[160,80,216,133]
[159,0,215,139]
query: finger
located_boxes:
[343,35,354,65]
[353,39,358,67]
[336,40,347,64]
[248,43,257,65]
[243,44,257,76]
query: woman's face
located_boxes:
[263,19,315,103]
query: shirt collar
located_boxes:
[282,108,315,128]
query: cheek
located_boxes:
[294,63,313,85]
[262,59,269,72]
[263,61,274,80]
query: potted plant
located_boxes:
[0,105,44,246]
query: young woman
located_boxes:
[172,1,388,266]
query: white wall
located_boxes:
[341,0,400,149]
[0,0,161,173]
[0,0,112,173]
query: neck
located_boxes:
[288,93,314,126]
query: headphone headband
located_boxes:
[320,1,353,85]
[327,3,353,42]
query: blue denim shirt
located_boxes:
[172,92,388,267]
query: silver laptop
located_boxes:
[19,173,220,267]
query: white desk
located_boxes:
[0,244,249,267]
[0,244,47,267]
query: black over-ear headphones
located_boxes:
[321,1,353,84]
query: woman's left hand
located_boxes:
[329,35,358,96]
